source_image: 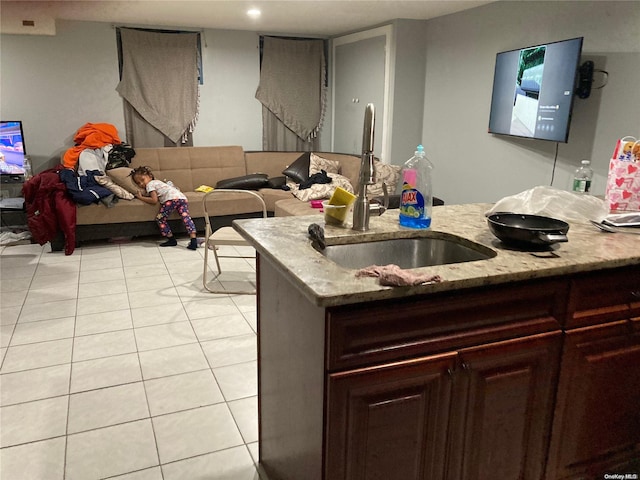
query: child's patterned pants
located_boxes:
[156,199,196,237]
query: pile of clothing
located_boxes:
[60,122,127,206]
[23,123,134,255]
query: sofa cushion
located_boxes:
[333,155,361,188]
[369,160,402,196]
[215,173,269,190]
[76,199,158,225]
[131,146,246,192]
[310,153,340,175]
[258,188,294,212]
[282,152,310,183]
[275,198,321,217]
[106,167,138,194]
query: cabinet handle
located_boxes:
[461,362,470,371]
[631,290,640,299]
[446,368,453,378]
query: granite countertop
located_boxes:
[233,203,640,307]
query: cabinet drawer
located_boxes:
[326,278,566,371]
[567,265,640,329]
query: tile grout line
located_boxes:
[62,241,85,480]
[128,242,166,479]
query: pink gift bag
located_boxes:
[605,140,640,211]
[605,137,640,211]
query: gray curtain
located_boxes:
[117,28,199,148]
[261,107,311,151]
[256,37,326,151]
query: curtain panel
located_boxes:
[116,28,199,147]
[256,37,327,150]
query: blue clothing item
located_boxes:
[59,169,113,205]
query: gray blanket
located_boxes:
[116,28,199,144]
[256,37,326,142]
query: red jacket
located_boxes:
[22,166,77,255]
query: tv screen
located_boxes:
[0,121,26,175]
[488,37,583,143]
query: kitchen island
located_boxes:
[234,203,640,480]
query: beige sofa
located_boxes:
[58,145,365,250]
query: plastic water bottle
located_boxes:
[572,160,593,194]
[399,145,434,229]
[22,155,33,180]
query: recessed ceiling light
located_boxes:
[247,9,261,18]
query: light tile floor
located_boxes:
[0,237,265,480]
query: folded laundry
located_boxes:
[356,264,442,286]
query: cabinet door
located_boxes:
[448,332,562,480]
[546,320,640,479]
[326,352,457,480]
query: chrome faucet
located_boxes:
[352,103,388,231]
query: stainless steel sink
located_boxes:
[317,235,495,269]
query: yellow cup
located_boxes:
[323,202,349,225]
[323,187,357,225]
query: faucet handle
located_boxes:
[370,182,389,216]
[380,182,389,210]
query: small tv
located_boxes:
[488,37,583,143]
[0,121,27,175]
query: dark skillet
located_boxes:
[487,213,569,247]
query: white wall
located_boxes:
[193,29,262,149]
[1,21,123,172]
[388,19,428,166]
[422,1,640,204]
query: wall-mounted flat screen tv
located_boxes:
[488,37,583,143]
[0,121,27,175]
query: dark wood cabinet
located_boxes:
[325,333,562,480]
[546,321,640,479]
[544,266,640,479]
[450,332,562,480]
[326,352,457,480]
[257,260,640,480]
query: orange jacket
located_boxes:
[63,123,121,169]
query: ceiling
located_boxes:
[1,0,492,37]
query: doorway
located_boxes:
[332,26,391,160]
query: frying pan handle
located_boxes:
[538,233,568,243]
